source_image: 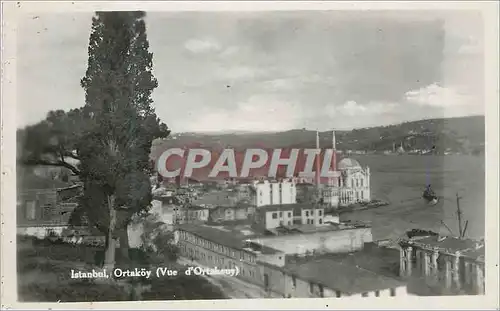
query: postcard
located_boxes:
[1,1,498,309]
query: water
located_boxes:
[340,155,485,241]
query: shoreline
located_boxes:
[333,201,391,215]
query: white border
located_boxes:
[1,1,499,309]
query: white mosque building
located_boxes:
[322,131,371,207]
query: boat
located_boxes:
[422,185,439,205]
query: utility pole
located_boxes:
[456,192,464,238]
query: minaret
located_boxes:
[315,131,321,187]
[332,130,336,150]
[332,130,337,186]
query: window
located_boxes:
[288,212,292,218]
[361,292,368,297]
[375,291,380,297]
[336,291,341,298]
[360,179,364,187]
[26,201,36,220]
[272,212,278,219]
[305,211,309,217]
[318,210,322,216]
[319,219,323,224]
[390,288,396,297]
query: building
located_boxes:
[17,173,82,238]
[190,190,238,209]
[175,224,284,285]
[181,206,210,224]
[399,235,485,295]
[295,183,317,204]
[322,158,371,207]
[208,204,256,223]
[261,257,408,298]
[252,179,297,207]
[149,196,182,225]
[253,203,325,230]
[314,131,371,207]
[175,223,406,298]
[248,223,373,256]
[149,195,210,225]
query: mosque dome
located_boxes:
[337,158,362,170]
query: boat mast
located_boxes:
[456,192,469,239]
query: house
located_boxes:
[253,203,325,230]
[180,206,210,224]
[190,190,238,209]
[208,203,256,223]
[17,173,83,238]
[399,235,485,295]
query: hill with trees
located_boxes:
[151,115,485,158]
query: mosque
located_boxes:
[321,131,371,207]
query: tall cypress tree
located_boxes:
[79,11,169,269]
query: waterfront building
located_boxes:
[320,131,371,207]
[399,235,485,295]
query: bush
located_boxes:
[18,282,131,302]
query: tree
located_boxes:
[18,11,170,270]
[77,11,169,269]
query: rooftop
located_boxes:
[284,257,405,295]
[314,244,402,278]
[175,223,281,255]
[403,235,485,261]
[190,191,237,207]
[257,203,322,214]
[264,223,360,236]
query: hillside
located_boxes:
[151,116,485,158]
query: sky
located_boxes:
[17,10,485,133]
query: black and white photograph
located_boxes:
[1,1,498,309]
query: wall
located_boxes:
[255,180,297,207]
[264,263,407,298]
[264,208,294,229]
[177,230,262,285]
[300,208,324,225]
[251,228,373,255]
[256,252,286,267]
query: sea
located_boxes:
[339,155,486,242]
